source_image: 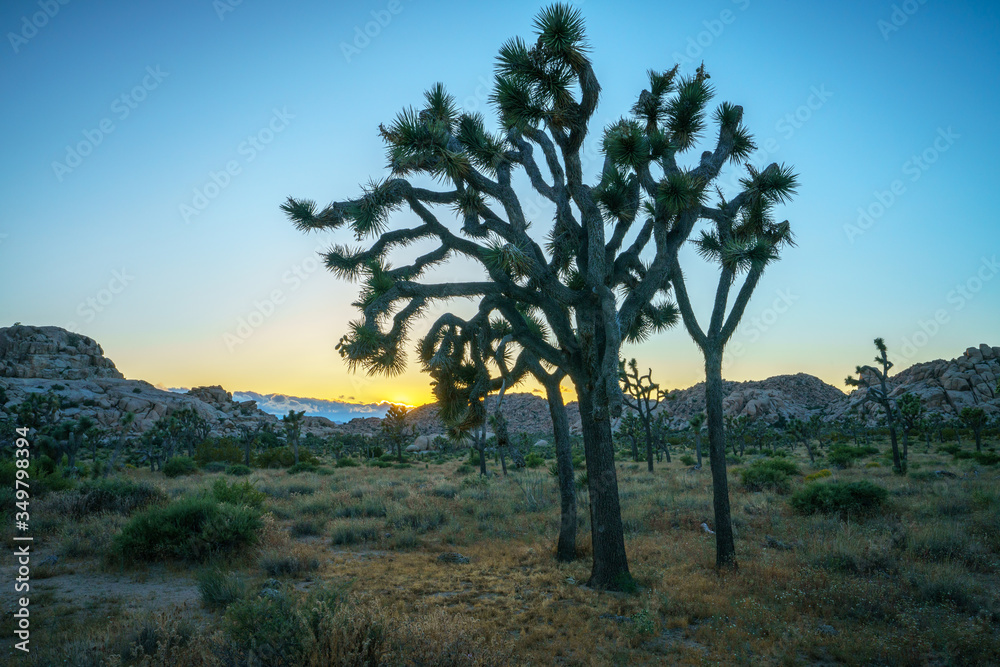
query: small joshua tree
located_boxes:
[381,404,412,462]
[896,392,925,460]
[959,406,988,452]
[282,409,306,465]
[846,338,904,474]
[619,359,666,472]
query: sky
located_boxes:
[2,0,998,415]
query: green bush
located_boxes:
[335,456,359,468]
[224,587,312,665]
[195,437,243,465]
[524,452,545,468]
[740,459,798,493]
[330,521,381,546]
[68,479,166,518]
[679,454,696,466]
[255,447,318,469]
[827,445,879,468]
[163,456,198,478]
[202,461,228,473]
[790,480,888,517]
[113,496,263,563]
[287,462,319,474]
[212,478,266,508]
[973,451,1000,466]
[938,444,961,456]
[226,464,252,476]
[197,568,249,610]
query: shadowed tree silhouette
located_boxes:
[959,406,987,452]
[283,3,793,585]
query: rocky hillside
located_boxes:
[405,392,582,437]
[1,325,995,441]
[0,325,352,438]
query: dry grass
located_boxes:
[3,439,999,665]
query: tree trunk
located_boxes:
[886,415,904,474]
[546,380,577,562]
[577,387,631,589]
[244,441,252,467]
[642,413,654,472]
[478,441,487,476]
[800,437,815,464]
[704,349,737,570]
[293,439,300,466]
[901,429,909,461]
[694,432,703,467]
[974,428,982,452]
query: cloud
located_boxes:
[233,390,394,423]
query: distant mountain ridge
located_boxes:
[0,325,996,441]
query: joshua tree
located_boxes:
[619,358,666,471]
[688,412,705,467]
[619,411,643,462]
[668,166,798,569]
[104,412,135,478]
[960,406,988,452]
[282,409,306,465]
[381,404,412,462]
[283,4,787,585]
[896,392,924,460]
[237,420,267,467]
[846,338,904,474]
[787,417,816,464]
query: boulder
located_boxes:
[532,439,548,448]
[406,434,437,453]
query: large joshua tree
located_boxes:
[669,165,798,569]
[283,4,786,585]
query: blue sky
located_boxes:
[1,0,997,408]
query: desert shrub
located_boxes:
[113,496,263,563]
[455,463,473,475]
[256,447,318,469]
[938,443,962,456]
[259,545,320,577]
[195,437,243,465]
[790,480,888,517]
[679,454,696,466]
[226,463,252,476]
[163,456,198,478]
[827,445,879,468]
[68,479,166,518]
[740,459,797,493]
[973,451,1000,465]
[333,499,386,519]
[390,507,447,533]
[430,483,458,498]
[804,468,832,482]
[212,478,266,508]
[287,462,319,474]
[197,568,249,610]
[224,587,312,665]
[202,461,227,473]
[572,453,585,469]
[524,452,545,468]
[330,521,381,546]
[336,456,360,468]
[291,519,324,537]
